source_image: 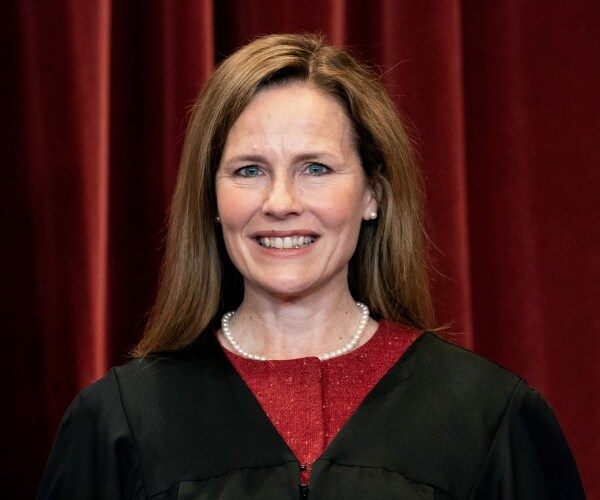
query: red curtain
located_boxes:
[3,1,598,497]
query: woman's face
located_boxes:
[215,83,377,300]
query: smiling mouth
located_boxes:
[258,236,316,249]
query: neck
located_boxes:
[219,288,377,360]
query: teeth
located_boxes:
[259,236,315,249]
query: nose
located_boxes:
[262,176,303,218]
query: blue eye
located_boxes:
[236,166,262,177]
[304,163,330,175]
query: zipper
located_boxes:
[299,463,310,498]
[299,483,309,499]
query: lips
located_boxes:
[258,235,316,249]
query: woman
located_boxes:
[37,34,584,499]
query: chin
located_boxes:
[263,284,315,299]
[252,278,322,301]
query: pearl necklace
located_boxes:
[221,302,370,361]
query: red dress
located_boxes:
[223,320,420,485]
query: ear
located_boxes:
[362,179,382,221]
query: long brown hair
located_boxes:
[134,33,434,356]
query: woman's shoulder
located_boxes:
[72,337,220,414]
[407,332,573,442]
[378,326,540,433]
[397,328,524,395]
[341,327,585,497]
[40,341,227,499]
[408,334,585,497]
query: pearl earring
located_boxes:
[215,215,221,223]
[369,211,377,220]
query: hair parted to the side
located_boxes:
[133,33,435,356]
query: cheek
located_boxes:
[314,187,369,229]
[216,185,255,228]
[216,191,250,265]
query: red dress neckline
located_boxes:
[222,320,420,484]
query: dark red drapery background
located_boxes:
[2,2,598,497]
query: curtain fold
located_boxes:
[462,2,600,489]
[2,1,597,497]
[21,0,112,416]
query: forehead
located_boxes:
[224,82,356,150]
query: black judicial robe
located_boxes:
[37,332,585,499]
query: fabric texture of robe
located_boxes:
[37,330,585,499]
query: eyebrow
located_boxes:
[223,154,266,164]
[222,152,339,164]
